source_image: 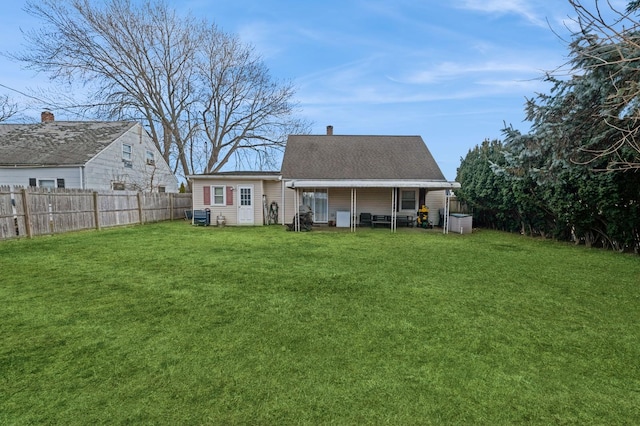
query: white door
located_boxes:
[237,185,254,225]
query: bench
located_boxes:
[371,215,415,228]
[396,215,415,227]
[371,215,391,228]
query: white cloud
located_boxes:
[393,59,549,85]
[453,0,547,27]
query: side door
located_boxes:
[237,185,254,225]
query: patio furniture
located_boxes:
[192,209,210,226]
[371,215,391,228]
[359,212,372,227]
[396,215,415,227]
[286,205,313,231]
[371,215,415,228]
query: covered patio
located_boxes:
[286,179,461,233]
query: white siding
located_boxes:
[281,187,302,225]
[85,123,179,192]
[328,187,411,218]
[192,178,284,226]
[0,167,82,189]
[425,190,446,226]
[264,180,293,225]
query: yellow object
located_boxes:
[417,205,429,227]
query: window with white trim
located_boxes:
[122,143,132,160]
[122,143,133,168]
[211,186,225,205]
[146,150,155,166]
[38,179,56,189]
[401,190,416,210]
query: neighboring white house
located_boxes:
[0,111,179,192]
[188,126,460,229]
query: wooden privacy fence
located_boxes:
[0,186,192,240]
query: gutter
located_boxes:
[284,179,461,190]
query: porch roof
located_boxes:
[285,179,460,190]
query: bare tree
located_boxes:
[0,94,19,122]
[564,0,640,169]
[18,0,310,180]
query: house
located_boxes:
[0,111,179,192]
[189,126,460,230]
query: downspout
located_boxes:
[79,166,85,189]
[280,179,285,225]
[443,190,450,234]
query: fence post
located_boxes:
[93,191,101,230]
[137,192,144,224]
[21,188,32,239]
[169,193,174,221]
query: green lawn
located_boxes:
[1,223,639,424]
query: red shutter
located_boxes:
[203,186,210,205]
[226,186,233,205]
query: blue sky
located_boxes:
[0,1,625,179]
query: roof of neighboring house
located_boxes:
[281,135,446,181]
[0,121,137,166]
[188,171,282,181]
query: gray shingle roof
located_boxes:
[281,135,446,180]
[0,121,136,166]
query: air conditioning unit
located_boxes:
[146,159,155,166]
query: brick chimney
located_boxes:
[326,125,333,135]
[41,111,54,122]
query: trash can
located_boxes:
[205,208,211,226]
[448,213,472,234]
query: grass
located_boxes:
[1,222,639,424]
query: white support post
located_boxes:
[350,188,357,232]
[280,180,285,225]
[443,190,450,234]
[390,188,397,233]
[295,188,300,232]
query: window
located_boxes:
[401,190,416,210]
[112,182,126,190]
[158,186,166,193]
[240,187,251,206]
[302,189,328,223]
[29,178,65,189]
[122,143,132,160]
[146,150,155,166]
[122,143,133,168]
[211,186,225,205]
[38,179,56,189]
